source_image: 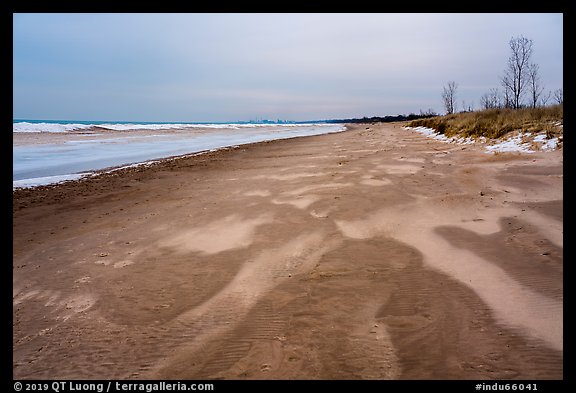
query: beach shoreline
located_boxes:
[13,124,346,187]
[13,122,563,379]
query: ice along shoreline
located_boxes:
[13,123,347,189]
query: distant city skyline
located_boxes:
[13,13,563,122]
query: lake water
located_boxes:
[13,121,346,188]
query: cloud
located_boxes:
[13,13,563,121]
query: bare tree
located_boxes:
[480,93,490,110]
[502,86,513,108]
[527,63,544,108]
[540,90,552,107]
[491,88,502,108]
[442,81,458,114]
[501,36,533,109]
[553,88,563,104]
[460,100,473,113]
[419,108,438,117]
[480,87,501,109]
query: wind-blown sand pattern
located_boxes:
[13,123,562,379]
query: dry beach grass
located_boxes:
[408,104,563,139]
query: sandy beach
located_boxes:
[13,122,563,379]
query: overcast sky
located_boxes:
[13,13,563,122]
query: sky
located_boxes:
[13,13,563,122]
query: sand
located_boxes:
[13,122,563,379]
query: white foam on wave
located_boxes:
[13,122,94,133]
[13,121,336,133]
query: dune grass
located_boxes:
[408,104,563,139]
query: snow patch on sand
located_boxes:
[404,126,560,154]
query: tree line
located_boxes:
[442,35,563,115]
[326,110,438,124]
